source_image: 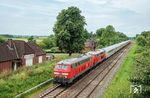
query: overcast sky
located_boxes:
[0,0,150,37]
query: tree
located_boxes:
[53,6,86,56]
[136,31,150,47]
[136,35,147,46]
[141,31,150,38]
[40,35,56,49]
[96,28,105,37]
[28,36,36,43]
[0,36,5,43]
[83,29,93,40]
[105,25,115,33]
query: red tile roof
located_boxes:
[0,40,45,62]
[0,43,18,62]
[13,40,34,57]
[27,41,46,56]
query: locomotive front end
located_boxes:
[54,64,71,84]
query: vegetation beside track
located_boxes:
[130,31,150,98]
[0,54,79,98]
[104,31,150,98]
[103,42,137,98]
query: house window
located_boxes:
[24,54,34,66]
[39,56,43,63]
[26,58,33,66]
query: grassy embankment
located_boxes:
[0,53,79,98]
[103,42,137,98]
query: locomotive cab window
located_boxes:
[55,65,61,69]
[55,64,68,70]
[62,65,68,70]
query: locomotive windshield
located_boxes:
[55,64,68,70]
[62,65,68,70]
[55,64,61,69]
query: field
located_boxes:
[3,36,47,44]
[12,37,46,43]
[103,42,137,98]
[0,53,79,98]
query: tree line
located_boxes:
[96,25,128,48]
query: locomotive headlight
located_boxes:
[54,72,60,75]
[62,73,68,75]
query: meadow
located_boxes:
[11,36,47,44]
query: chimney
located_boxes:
[8,39,13,48]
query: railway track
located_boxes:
[37,43,131,98]
[39,84,62,98]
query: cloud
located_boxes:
[84,0,108,5]
[53,0,70,2]
[0,0,149,37]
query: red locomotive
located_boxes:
[53,41,130,84]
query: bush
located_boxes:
[40,35,56,49]
[0,36,5,43]
[10,72,28,80]
[0,79,6,85]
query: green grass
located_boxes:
[103,42,137,98]
[0,53,78,98]
[35,37,47,43]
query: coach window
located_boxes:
[73,63,77,68]
[97,54,99,56]
[82,61,84,64]
[79,61,82,65]
[82,60,85,64]
[85,59,87,62]
[83,60,85,64]
[72,64,75,68]
[75,63,78,67]
[80,61,82,64]
[77,62,79,66]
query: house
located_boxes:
[0,39,46,73]
[27,41,46,64]
[84,39,97,52]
